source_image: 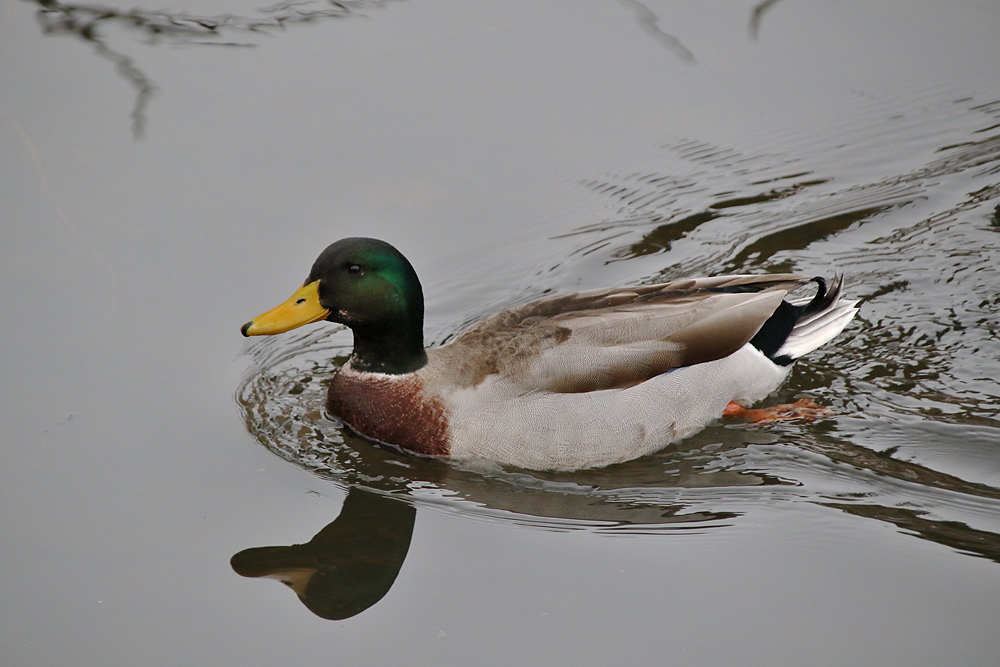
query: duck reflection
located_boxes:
[231,487,415,620]
[239,331,1000,578]
[825,502,1000,565]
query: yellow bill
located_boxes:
[241,280,330,336]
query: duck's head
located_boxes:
[242,237,427,373]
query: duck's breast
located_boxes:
[326,368,450,456]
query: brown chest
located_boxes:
[325,370,450,457]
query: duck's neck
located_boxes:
[348,322,428,375]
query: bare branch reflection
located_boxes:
[30,0,389,137]
[749,0,784,39]
[617,0,695,63]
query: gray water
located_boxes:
[2,1,1000,665]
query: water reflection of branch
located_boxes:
[30,0,388,137]
[749,0,783,39]
[86,37,153,138]
[616,0,695,63]
[34,0,387,37]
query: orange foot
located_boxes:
[723,398,831,424]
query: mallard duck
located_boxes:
[242,237,858,470]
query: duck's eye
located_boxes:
[347,264,363,276]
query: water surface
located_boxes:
[2,1,999,665]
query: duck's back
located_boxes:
[433,274,811,393]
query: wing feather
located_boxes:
[435,274,813,392]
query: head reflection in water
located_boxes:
[231,487,416,620]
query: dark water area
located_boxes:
[2,1,999,665]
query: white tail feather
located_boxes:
[776,299,859,360]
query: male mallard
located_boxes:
[242,237,857,470]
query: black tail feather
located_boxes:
[750,275,841,365]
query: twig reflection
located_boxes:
[749,0,784,39]
[29,0,388,137]
[617,0,695,63]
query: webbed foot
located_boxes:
[723,398,831,424]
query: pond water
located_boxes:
[2,0,1000,665]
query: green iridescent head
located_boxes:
[242,237,427,374]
